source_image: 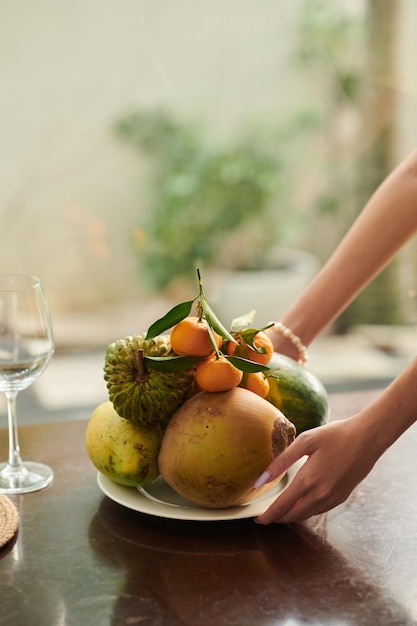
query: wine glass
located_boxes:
[0,274,55,494]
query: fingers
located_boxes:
[255,471,311,524]
[253,420,367,524]
[256,488,329,525]
[254,465,349,525]
[254,434,310,489]
[260,488,345,524]
[253,427,338,524]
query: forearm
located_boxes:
[355,356,417,454]
[270,149,417,354]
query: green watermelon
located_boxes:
[265,352,329,435]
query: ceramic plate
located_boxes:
[97,458,305,522]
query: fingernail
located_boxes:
[254,470,271,489]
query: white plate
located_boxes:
[97,458,305,522]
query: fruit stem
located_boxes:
[196,299,204,322]
[135,349,149,382]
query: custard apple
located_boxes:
[103,333,195,426]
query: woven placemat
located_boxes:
[0,494,19,549]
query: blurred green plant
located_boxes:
[115,109,309,291]
[114,0,407,327]
[293,0,366,224]
[293,0,406,329]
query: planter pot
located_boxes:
[210,248,319,328]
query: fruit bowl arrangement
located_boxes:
[86,270,329,509]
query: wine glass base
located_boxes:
[0,461,54,494]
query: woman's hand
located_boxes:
[254,415,382,524]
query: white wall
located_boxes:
[0,0,306,314]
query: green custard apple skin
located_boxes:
[85,401,162,486]
[103,333,195,427]
[265,352,329,434]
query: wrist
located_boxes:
[268,322,309,365]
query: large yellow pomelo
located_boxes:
[158,387,296,508]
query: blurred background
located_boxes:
[1,0,417,421]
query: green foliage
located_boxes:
[144,269,268,374]
[294,0,366,222]
[295,0,364,84]
[295,0,406,328]
[115,109,300,291]
[114,2,366,294]
[113,1,404,327]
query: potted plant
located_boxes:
[114,108,317,322]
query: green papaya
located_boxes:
[265,352,329,435]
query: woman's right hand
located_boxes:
[254,413,383,524]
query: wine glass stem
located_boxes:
[5,391,23,470]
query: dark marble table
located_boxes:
[1,389,417,626]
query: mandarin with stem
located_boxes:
[195,354,243,392]
[241,371,270,398]
[227,330,274,366]
[170,316,222,357]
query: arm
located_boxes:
[267,148,417,358]
[256,149,417,524]
[255,357,417,524]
